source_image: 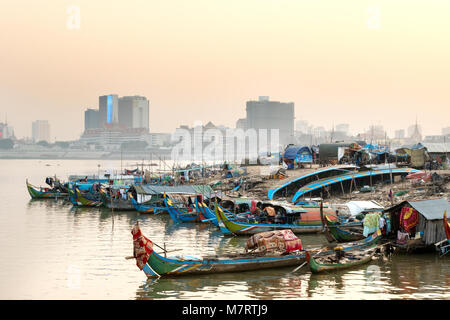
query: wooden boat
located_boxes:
[74,186,103,207]
[307,246,378,274]
[26,179,68,199]
[99,187,135,210]
[131,223,382,277]
[324,215,365,243]
[129,193,167,214]
[164,195,205,223]
[214,201,360,236]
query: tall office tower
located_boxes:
[84,109,99,131]
[32,120,50,142]
[246,96,294,146]
[118,96,149,131]
[99,94,119,127]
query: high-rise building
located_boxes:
[32,120,50,143]
[84,109,99,131]
[246,96,294,146]
[118,96,149,131]
[99,94,119,128]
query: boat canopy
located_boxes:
[133,184,215,196]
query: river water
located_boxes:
[0,159,448,300]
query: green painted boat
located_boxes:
[26,179,68,199]
[132,223,383,278]
[324,215,365,243]
[307,246,377,274]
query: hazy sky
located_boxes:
[1,0,449,141]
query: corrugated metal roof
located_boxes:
[420,142,450,153]
[408,198,450,220]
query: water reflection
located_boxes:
[1,160,449,299]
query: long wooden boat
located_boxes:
[164,195,205,223]
[307,246,377,274]
[324,215,365,243]
[26,179,68,199]
[131,223,382,277]
[214,202,360,236]
[130,193,167,214]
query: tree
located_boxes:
[121,141,148,151]
[0,139,14,149]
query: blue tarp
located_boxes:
[284,146,312,162]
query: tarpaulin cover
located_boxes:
[131,224,153,270]
[245,230,302,253]
[283,146,312,160]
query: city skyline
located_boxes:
[1,1,450,140]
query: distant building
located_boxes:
[295,120,309,134]
[336,123,349,135]
[236,118,247,130]
[408,122,422,144]
[442,127,450,136]
[246,96,294,146]
[32,120,50,143]
[99,94,119,128]
[146,133,171,147]
[0,122,14,139]
[395,129,405,139]
[118,96,149,131]
[84,109,99,131]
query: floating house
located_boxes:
[383,198,450,251]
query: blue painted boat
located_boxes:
[164,195,203,223]
[130,194,167,214]
[291,167,421,203]
[267,166,358,200]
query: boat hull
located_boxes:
[141,230,382,277]
[309,247,376,274]
[26,181,67,199]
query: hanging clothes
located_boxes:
[400,207,419,233]
[363,213,381,237]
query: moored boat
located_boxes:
[74,186,103,207]
[130,222,382,277]
[129,193,167,214]
[214,201,359,236]
[164,194,205,223]
[307,246,378,274]
[26,179,68,199]
[324,215,365,243]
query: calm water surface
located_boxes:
[0,159,449,299]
